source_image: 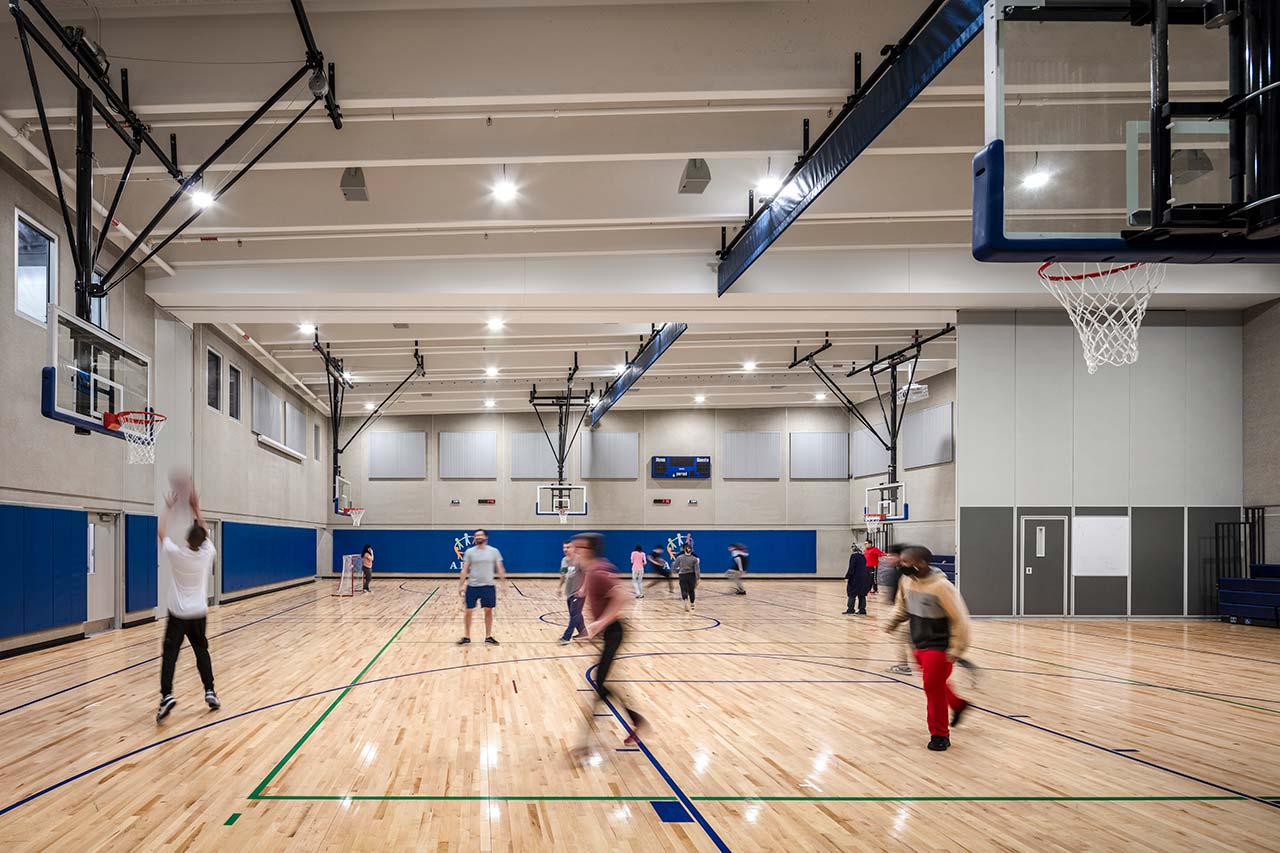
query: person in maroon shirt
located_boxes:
[573,532,649,748]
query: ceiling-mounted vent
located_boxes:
[393,323,410,329]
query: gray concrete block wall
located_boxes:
[1243,299,1280,508]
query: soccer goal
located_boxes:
[333,554,360,597]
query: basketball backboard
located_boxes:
[334,475,353,514]
[536,484,587,522]
[973,0,1280,263]
[41,303,152,438]
[865,482,908,523]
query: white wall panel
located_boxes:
[722,431,781,479]
[581,431,639,479]
[1073,355,1131,506]
[284,400,307,456]
[510,431,560,480]
[251,378,283,443]
[1186,319,1243,505]
[903,401,953,469]
[439,431,498,479]
[368,430,427,479]
[1072,515,1130,577]
[1014,316,1074,506]
[790,432,849,480]
[1130,318,1187,505]
[957,312,1016,505]
[851,427,890,477]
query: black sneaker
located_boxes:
[485,636,500,645]
[928,735,950,751]
[842,610,854,615]
[205,690,221,711]
[951,701,969,728]
[456,637,471,645]
[156,695,176,723]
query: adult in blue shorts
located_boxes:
[458,528,506,646]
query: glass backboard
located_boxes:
[42,303,152,438]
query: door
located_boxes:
[1020,516,1068,616]
[86,515,118,632]
[206,519,222,606]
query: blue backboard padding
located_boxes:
[718,0,985,294]
[973,140,1280,263]
[332,527,818,575]
[591,323,688,426]
[0,503,87,639]
[222,522,317,593]
[125,515,158,613]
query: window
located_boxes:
[207,348,222,410]
[313,423,321,460]
[89,271,108,331]
[16,214,56,325]
[228,365,242,420]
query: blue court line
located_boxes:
[5,649,1275,818]
[617,748,641,752]
[0,588,319,690]
[511,582,527,598]
[0,597,316,718]
[587,661,731,853]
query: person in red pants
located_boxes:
[883,545,971,751]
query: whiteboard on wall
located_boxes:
[1071,515,1130,577]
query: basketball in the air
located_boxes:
[168,469,193,501]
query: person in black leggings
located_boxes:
[672,543,700,611]
[573,532,648,752]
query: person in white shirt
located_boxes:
[457,528,506,646]
[155,476,219,723]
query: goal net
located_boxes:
[333,554,360,597]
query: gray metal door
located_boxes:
[86,516,118,632]
[1020,516,1067,616]
[206,519,221,606]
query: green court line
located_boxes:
[249,793,1278,803]
[972,645,1280,716]
[223,813,241,825]
[249,588,439,799]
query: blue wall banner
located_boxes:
[125,514,158,614]
[332,528,817,575]
[0,504,88,639]
[222,522,317,593]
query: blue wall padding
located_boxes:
[331,528,818,575]
[125,514,158,613]
[0,504,88,639]
[222,522,317,593]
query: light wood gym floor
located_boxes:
[0,578,1276,851]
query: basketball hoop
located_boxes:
[347,508,365,527]
[556,503,570,525]
[1036,261,1166,374]
[864,513,886,535]
[104,410,166,464]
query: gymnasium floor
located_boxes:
[0,578,1276,851]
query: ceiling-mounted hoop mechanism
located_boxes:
[529,351,596,487]
[7,0,344,320]
[315,333,425,509]
[788,325,954,487]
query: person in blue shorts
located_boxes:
[457,528,506,646]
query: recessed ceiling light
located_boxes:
[614,363,627,376]
[342,371,352,382]
[298,323,316,335]
[486,366,498,377]
[191,189,214,209]
[487,318,504,332]
[694,394,706,404]
[483,398,496,409]
[493,164,517,203]
[814,392,827,401]
[1021,170,1052,190]
[756,174,783,198]
[743,360,757,372]
[363,402,375,411]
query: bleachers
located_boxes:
[1217,567,1280,628]
[933,554,956,585]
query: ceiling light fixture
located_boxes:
[614,363,627,376]
[493,164,517,203]
[298,323,316,335]
[363,402,375,411]
[487,318,504,332]
[756,156,783,198]
[342,371,352,382]
[191,189,214,209]
[1021,151,1052,190]
[814,392,827,401]
[694,394,706,404]
[743,360,757,372]
[588,394,600,407]
[484,399,497,409]
[486,366,498,377]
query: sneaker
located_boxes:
[457,637,471,645]
[928,735,950,751]
[690,604,696,611]
[205,690,221,711]
[951,701,969,728]
[156,695,176,723]
[684,601,691,612]
[558,637,572,645]
[888,663,913,675]
[857,610,868,616]
[485,636,500,645]
[842,610,854,615]
[621,712,649,746]
[636,594,644,599]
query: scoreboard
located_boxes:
[650,455,711,479]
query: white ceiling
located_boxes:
[2,1,1277,414]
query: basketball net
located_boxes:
[556,503,570,525]
[1037,261,1166,374]
[104,411,166,465]
[864,513,885,535]
[348,508,365,527]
